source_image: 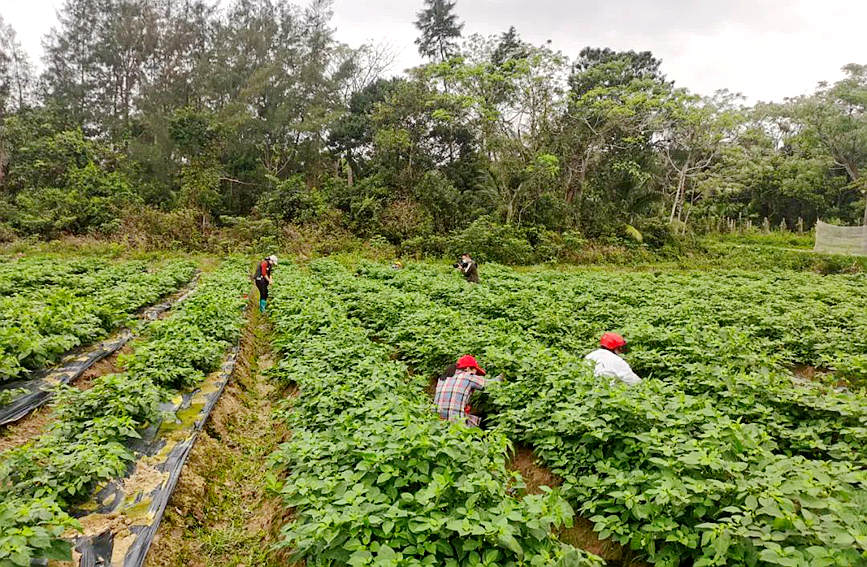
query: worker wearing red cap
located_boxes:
[434,355,498,426]
[585,332,641,386]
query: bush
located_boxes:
[0,222,15,243]
[633,218,679,249]
[400,234,450,259]
[117,207,205,250]
[376,198,433,243]
[256,175,327,224]
[281,218,363,259]
[448,217,534,264]
[219,216,279,252]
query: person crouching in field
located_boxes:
[585,332,641,386]
[434,355,499,426]
[254,255,278,313]
[454,253,480,283]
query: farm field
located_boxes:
[2,252,867,567]
[0,256,198,385]
[3,0,866,563]
[0,255,247,566]
[297,260,867,566]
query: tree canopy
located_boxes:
[0,0,864,247]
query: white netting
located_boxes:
[814,220,867,256]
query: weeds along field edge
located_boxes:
[0,258,250,566]
[305,259,867,567]
[265,266,603,566]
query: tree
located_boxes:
[0,16,34,116]
[552,48,671,230]
[0,17,35,187]
[659,91,744,225]
[414,0,463,62]
[126,0,217,205]
[491,26,527,68]
[425,39,568,226]
[328,78,404,181]
[42,0,159,135]
[698,117,852,226]
[789,64,867,224]
[570,47,671,94]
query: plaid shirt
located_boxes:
[434,369,490,426]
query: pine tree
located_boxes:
[491,26,526,67]
[414,0,463,62]
[0,16,34,116]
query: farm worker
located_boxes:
[585,332,641,386]
[455,253,480,283]
[434,355,499,426]
[254,255,278,313]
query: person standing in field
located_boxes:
[585,332,641,386]
[455,253,480,283]
[254,255,278,313]
[434,355,499,426]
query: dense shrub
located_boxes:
[117,207,206,250]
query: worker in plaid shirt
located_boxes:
[434,355,499,427]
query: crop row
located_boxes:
[310,260,867,567]
[0,257,110,296]
[352,262,867,383]
[265,266,602,566]
[0,258,197,383]
[0,259,248,566]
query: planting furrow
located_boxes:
[145,305,287,567]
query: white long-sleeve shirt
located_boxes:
[585,348,641,386]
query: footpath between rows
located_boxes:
[145,304,290,567]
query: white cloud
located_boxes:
[3,0,864,102]
[1,0,60,63]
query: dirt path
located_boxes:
[145,307,289,567]
[509,445,649,567]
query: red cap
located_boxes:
[456,355,486,376]
[600,332,627,350]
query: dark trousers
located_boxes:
[255,278,269,301]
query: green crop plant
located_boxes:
[0,259,248,566]
[305,259,867,567]
[0,258,198,383]
[266,266,602,566]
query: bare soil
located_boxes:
[145,308,291,567]
[510,446,563,494]
[508,445,649,567]
[0,406,53,453]
[74,345,132,391]
[791,364,850,389]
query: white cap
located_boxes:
[268,255,278,265]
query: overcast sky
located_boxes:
[2,0,865,103]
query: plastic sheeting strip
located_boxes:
[72,347,240,567]
[0,275,200,426]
